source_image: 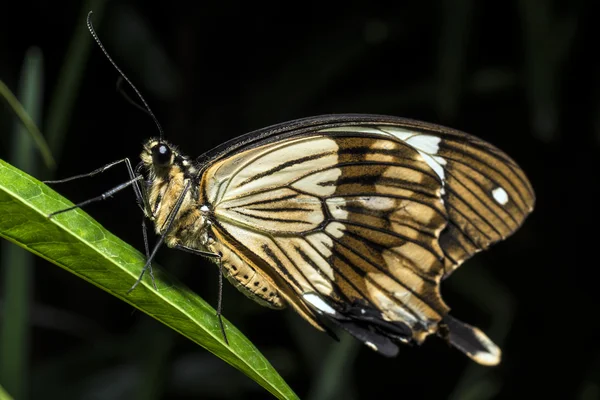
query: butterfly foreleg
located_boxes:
[46,158,148,217]
[47,175,144,218]
[44,158,135,184]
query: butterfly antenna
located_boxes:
[87,11,164,140]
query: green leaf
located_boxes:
[0,383,14,400]
[0,159,298,400]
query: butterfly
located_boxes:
[49,11,535,367]
[140,114,534,366]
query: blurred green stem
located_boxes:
[0,47,44,400]
[0,81,54,170]
[134,321,175,400]
[437,0,473,121]
[306,335,360,400]
[0,384,14,400]
[447,264,514,400]
[518,0,580,142]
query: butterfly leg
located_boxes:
[174,245,229,345]
[46,158,148,213]
[128,183,191,293]
[44,158,134,184]
[47,175,144,218]
[46,157,148,218]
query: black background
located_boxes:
[1,1,598,399]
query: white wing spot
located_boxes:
[303,293,337,315]
[492,187,509,205]
[379,128,447,184]
[325,197,349,219]
[365,341,379,351]
[359,196,395,210]
[419,152,446,183]
[325,222,346,238]
[306,233,334,257]
[406,134,441,155]
[379,126,416,141]
[292,168,342,197]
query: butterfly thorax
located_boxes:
[141,139,211,249]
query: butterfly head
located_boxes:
[141,138,176,172]
[152,142,173,167]
[141,138,198,180]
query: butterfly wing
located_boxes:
[198,115,534,364]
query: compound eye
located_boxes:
[152,143,172,166]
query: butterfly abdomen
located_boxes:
[209,236,286,309]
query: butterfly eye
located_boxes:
[152,143,172,166]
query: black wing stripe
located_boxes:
[326,193,447,219]
[327,232,439,321]
[445,198,495,244]
[323,175,438,198]
[231,209,315,225]
[218,186,312,205]
[445,220,480,252]
[290,160,441,183]
[440,142,532,212]
[239,150,337,186]
[445,166,519,229]
[260,244,304,290]
[444,155,528,219]
[335,203,438,238]
[322,242,382,310]
[231,192,299,207]
[268,239,331,298]
[248,207,316,212]
[301,239,353,303]
[341,219,442,260]
[326,235,422,320]
[342,229,438,284]
[445,184,506,239]
[446,157,527,214]
[293,245,349,302]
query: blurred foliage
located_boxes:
[0,384,14,400]
[0,47,43,400]
[0,1,597,399]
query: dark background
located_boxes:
[1,1,598,399]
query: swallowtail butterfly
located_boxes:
[50,12,535,367]
[143,114,534,366]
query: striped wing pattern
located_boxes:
[199,117,535,363]
[433,133,535,274]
